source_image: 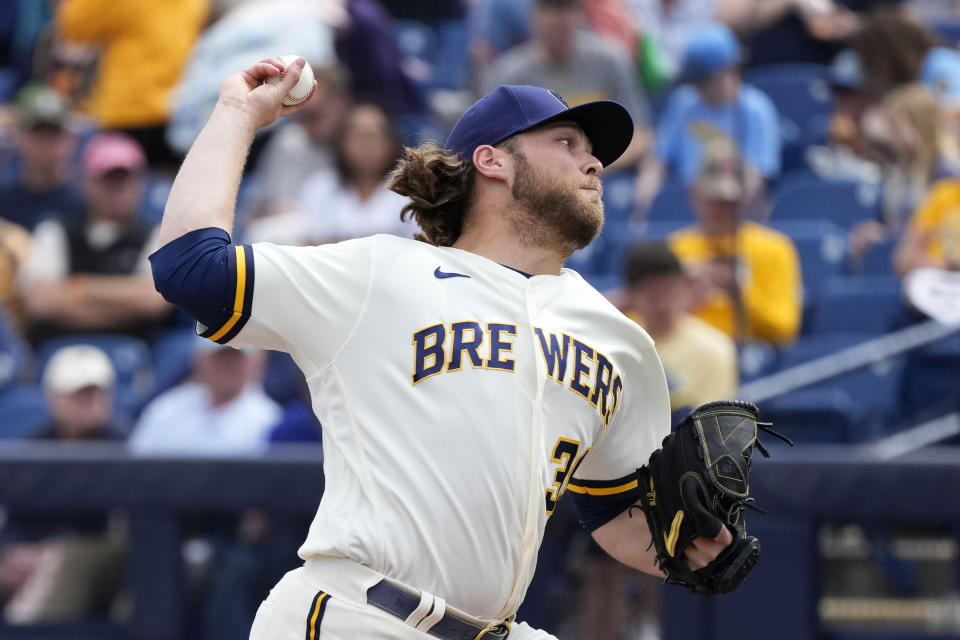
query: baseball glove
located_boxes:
[633,400,792,595]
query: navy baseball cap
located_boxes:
[445,85,634,167]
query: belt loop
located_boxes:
[403,590,434,627]
[414,596,445,632]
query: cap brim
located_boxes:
[527,100,635,167]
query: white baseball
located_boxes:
[266,55,315,106]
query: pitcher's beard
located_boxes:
[509,150,604,255]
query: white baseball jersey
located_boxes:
[215,234,671,621]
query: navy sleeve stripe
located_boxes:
[201,244,254,344]
[567,472,638,495]
[149,227,250,337]
[569,473,642,532]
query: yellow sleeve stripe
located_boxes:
[566,478,638,496]
[207,245,247,342]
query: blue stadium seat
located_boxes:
[760,388,861,444]
[140,173,173,225]
[771,178,882,228]
[151,329,200,398]
[738,340,780,383]
[745,64,833,129]
[0,384,50,438]
[431,19,470,91]
[769,220,848,307]
[777,332,905,437]
[601,171,637,226]
[932,20,960,45]
[900,332,960,418]
[36,334,154,393]
[639,219,689,239]
[647,184,696,223]
[808,276,902,335]
[392,19,437,64]
[745,64,833,172]
[855,236,897,276]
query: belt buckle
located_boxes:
[473,622,508,639]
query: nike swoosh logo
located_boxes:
[434,266,471,279]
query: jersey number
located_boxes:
[545,438,589,515]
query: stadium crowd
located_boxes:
[1,0,960,637]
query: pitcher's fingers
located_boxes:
[240,60,283,87]
[273,56,306,96]
[713,525,733,546]
[682,542,712,570]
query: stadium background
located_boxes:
[0,0,959,638]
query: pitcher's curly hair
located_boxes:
[387,142,476,247]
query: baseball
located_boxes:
[267,54,315,106]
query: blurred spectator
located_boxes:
[469,0,639,69]
[620,240,738,412]
[334,0,430,121]
[635,22,780,215]
[0,218,31,328]
[624,0,721,83]
[166,0,338,158]
[895,178,960,277]
[0,344,126,625]
[716,0,866,68]
[0,85,84,232]
[244,62,352,219]
[0,306,24,391]
[55,0,210,168]
[851,83,960,264]
[669,138,802,344]
[807,49,885,181]
[129,341,280,456]
[480,0,651,171]
[0,0,56,100]
[18,132,172,346]
[852,8,942,94]
[32,344,124,440]
[245,102,412,244]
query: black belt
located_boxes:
[366,580,510,640]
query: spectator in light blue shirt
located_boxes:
[635,22,781,217]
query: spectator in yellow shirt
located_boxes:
[895,179,960,276]
[669,138,802,345]
[620,240,739,413]
[56,0,210,167]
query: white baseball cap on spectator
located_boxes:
[43,345,116,394]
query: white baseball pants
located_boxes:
[248,555,559,640]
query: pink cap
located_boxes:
[82,132,147,177]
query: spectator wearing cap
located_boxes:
[0,347,125,625]
[32,344,125,440]
[18,132,172,346]
[129,340,280,456]
[669,138,802,345]
[620,240,739,412]
[480,0,652,171]
[55,0,210,168]
[0,85,84,232]
[634,22,780,216]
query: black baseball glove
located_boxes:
[633,400,792,595]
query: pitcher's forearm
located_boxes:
[159,104,258,247]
